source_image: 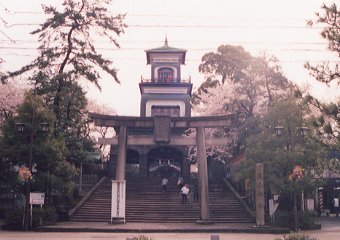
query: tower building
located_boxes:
[140,38,192,117]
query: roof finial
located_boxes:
[164,34,168,47]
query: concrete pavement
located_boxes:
[0,231,281,240]
[1,217,339,240]
[35,220,288,234]
[0,218,339,240]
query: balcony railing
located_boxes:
[141,76,191,83]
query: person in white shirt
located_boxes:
[334,196,339,217]
[181,184,190,204]
[162,178,168,192]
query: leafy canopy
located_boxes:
[194,45,295,157]
[1,0,126,133]
[0,93,76,197]
[237,100,325,194]
[305,3,340,150]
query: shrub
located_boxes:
[126,236,153,240]
[272,210,289,228]
[272,210,316,230]
[2,206,56,230]
[32,206,56,226]
[275,231,318,240]
[298,212,316,229]
[3,208,23,230]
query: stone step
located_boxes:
[71,177,254,223]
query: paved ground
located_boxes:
[312,216,340,240]
[37,221,275,233]
[0,217,339,240]
[0,231,280,240]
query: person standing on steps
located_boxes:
[181,184,190,204]
[225,163,231,180]
[162,177,168,192]
[334,195,339,217]
[177,176,184,190]
[193,183,199,203]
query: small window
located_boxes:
[158,68,174,82]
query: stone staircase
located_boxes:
[70,176,254,223]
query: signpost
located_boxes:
[255,163,265,226]
[111,180,126,223]
[30,192,45,205]
[29,192,45,227]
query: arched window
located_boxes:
[158,67,174,82]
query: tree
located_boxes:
[306,3,340,85]
[194,45,295,157]
[236,99,325,230]
[0,80,26,121]
[87,99,116,159]
[305,3,340,148]
[198,45,252,84]
[0,93,76,203]
[1,1,126,198]
[1,0,126,133]
[239,100,323,191]
[197,46,293,118]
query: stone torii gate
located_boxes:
[90,113,235,223]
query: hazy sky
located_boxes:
[0,0,339,116]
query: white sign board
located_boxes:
[111,180,126,223]
[30,192,45,205]
[269,199,279,217]
[307,199,315,211]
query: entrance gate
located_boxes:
[90,113,235,223]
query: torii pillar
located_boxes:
[116,126,127,180]
[196,126,210,222]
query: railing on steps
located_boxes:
[222,178,256,220]
[69,176,107,219]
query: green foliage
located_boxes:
[298,212,316,229]
[4,207,56,229]
[126,236,153,240]
[304,3,339,152]
[0,93,77,204]
[327,157,340,174]
[4,208,23,229]
[194,44,295,158]
[236,100,325,196]
[32,207,56,226]
[273,210,316,230]
[199,45,252,83]
[197,45,292,116]
[306,3,339,85]
[272,210,290,228]
[0,0,126,146]
[0,0,126,218]
[1,93,55,186]
[0,1,119,210]
[277,231,318,240]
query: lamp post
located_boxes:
[16,118,48,231]
[274,125,309,232]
